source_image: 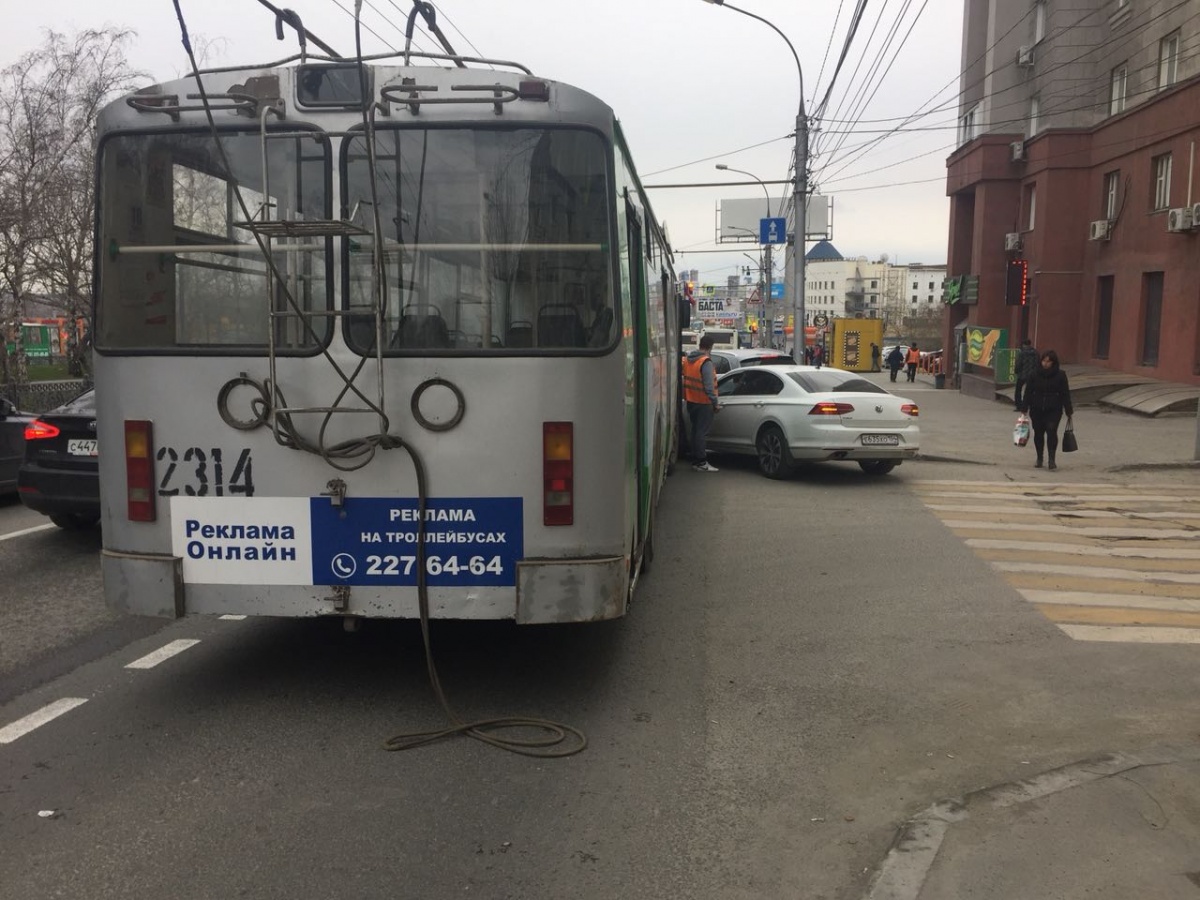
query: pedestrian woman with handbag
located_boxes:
[1020,349,1074,470]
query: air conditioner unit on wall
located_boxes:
[1017,45,1034,67]
[1005,232,1023,251]
[1166,208,1194,233]
[1089,219,1112,241]
[1010,141,1026,162]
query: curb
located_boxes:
[861,742,1200,900]
[1106,460,1200,472]
[912,454,995,466]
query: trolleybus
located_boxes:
[93,48,678,624]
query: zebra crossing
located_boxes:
[912,480,1200,644]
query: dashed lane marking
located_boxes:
[125,639,201,670]
[0,698,88,745]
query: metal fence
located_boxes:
[1,379,91,413]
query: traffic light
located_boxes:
[1005,259,1029,306]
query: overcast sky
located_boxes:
[1,0,965,286]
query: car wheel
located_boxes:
[50,513,100,530]
[756,425,793,479]
[858,460,897,475]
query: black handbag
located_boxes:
[1062,422,1078,453]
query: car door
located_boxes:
[712,370,779,453]
[706,371,744,451]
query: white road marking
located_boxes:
[992,561,1200,584]
[966,538,1200,560]
[943,520,1198,539]
[219,615,247,621]
[921,491,1199,504]
[0,523,56,543]
[926,504,1200,520]
[1056,624,1200,644]
[1020,590,1200,613]
[125,639,201,669]
[0,698,88,745]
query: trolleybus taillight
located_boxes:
[543,422,573,526]
[124,420,156,522]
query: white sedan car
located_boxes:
[707,365,920,478]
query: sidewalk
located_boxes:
[862,369,1200,473]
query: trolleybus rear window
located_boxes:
[342,127,613,354]
[96,129,331,352]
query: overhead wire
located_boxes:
[809,0,849,113]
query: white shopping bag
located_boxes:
[1013,414,1030,447]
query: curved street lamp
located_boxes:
[717,164,774,348]
[703,0,808,356]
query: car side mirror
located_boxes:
[0,398,12,418]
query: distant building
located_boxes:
[946,0,1200,385]
[802,242,945,332]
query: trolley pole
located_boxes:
[763,242,773,348]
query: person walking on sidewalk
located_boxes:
[885,345,904,382]
[905,344,921,382]
[1013,339,1039,410]
[870,343,881,372]
[682,333,721,472]
[1020,349,1074,471]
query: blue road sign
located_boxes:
[760,217,787,245]
[770,282,784,300]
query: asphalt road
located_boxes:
[2,425,1199,899]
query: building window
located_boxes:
[1095,276,1113,358]
[959,105,979,145]
[871,280,878,288]
[1024,184,1037,229]
[1152,154,1172,210]
[1104,170,1120,219]
[1141,272,1163,365]
[1029,95,1040,136]
[1034,1,1047,42]
[912,294,918,302]
[1109,65,1127,115]
[912,282,918,289]
[1158,31,1180,90]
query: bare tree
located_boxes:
[0,28,140,384]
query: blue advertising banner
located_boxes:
[310,497,524,587]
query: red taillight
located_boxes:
[808,402,855,416]
[543,422,573,526]
[124,420,156,522]
[901,403,920,417]
[24,420,60,440]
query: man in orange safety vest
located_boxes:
[682,334,721,472]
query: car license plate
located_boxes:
[861,434,900,446]
[68,439,98,457]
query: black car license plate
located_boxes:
[861,434,900,446]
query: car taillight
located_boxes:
[543,421,573,526]
[25,420,60,440]
[124,420,156,522]
[901,403,919,417]
[808,402,855,415]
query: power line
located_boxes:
[641,134,794,178]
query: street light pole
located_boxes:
[703,0,806,358]
[717,164,772,348]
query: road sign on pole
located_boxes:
[759,217,786,245]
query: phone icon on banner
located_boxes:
[331,553,357,579]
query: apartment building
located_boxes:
[947,0,1200,384]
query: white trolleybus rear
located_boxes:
[94,51,679,624]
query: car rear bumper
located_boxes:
[17,464,100,516]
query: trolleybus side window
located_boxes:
[96,129,332,352]
[341,127,612,354]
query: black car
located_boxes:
[18,389,100,529]
[0,397,36,494]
